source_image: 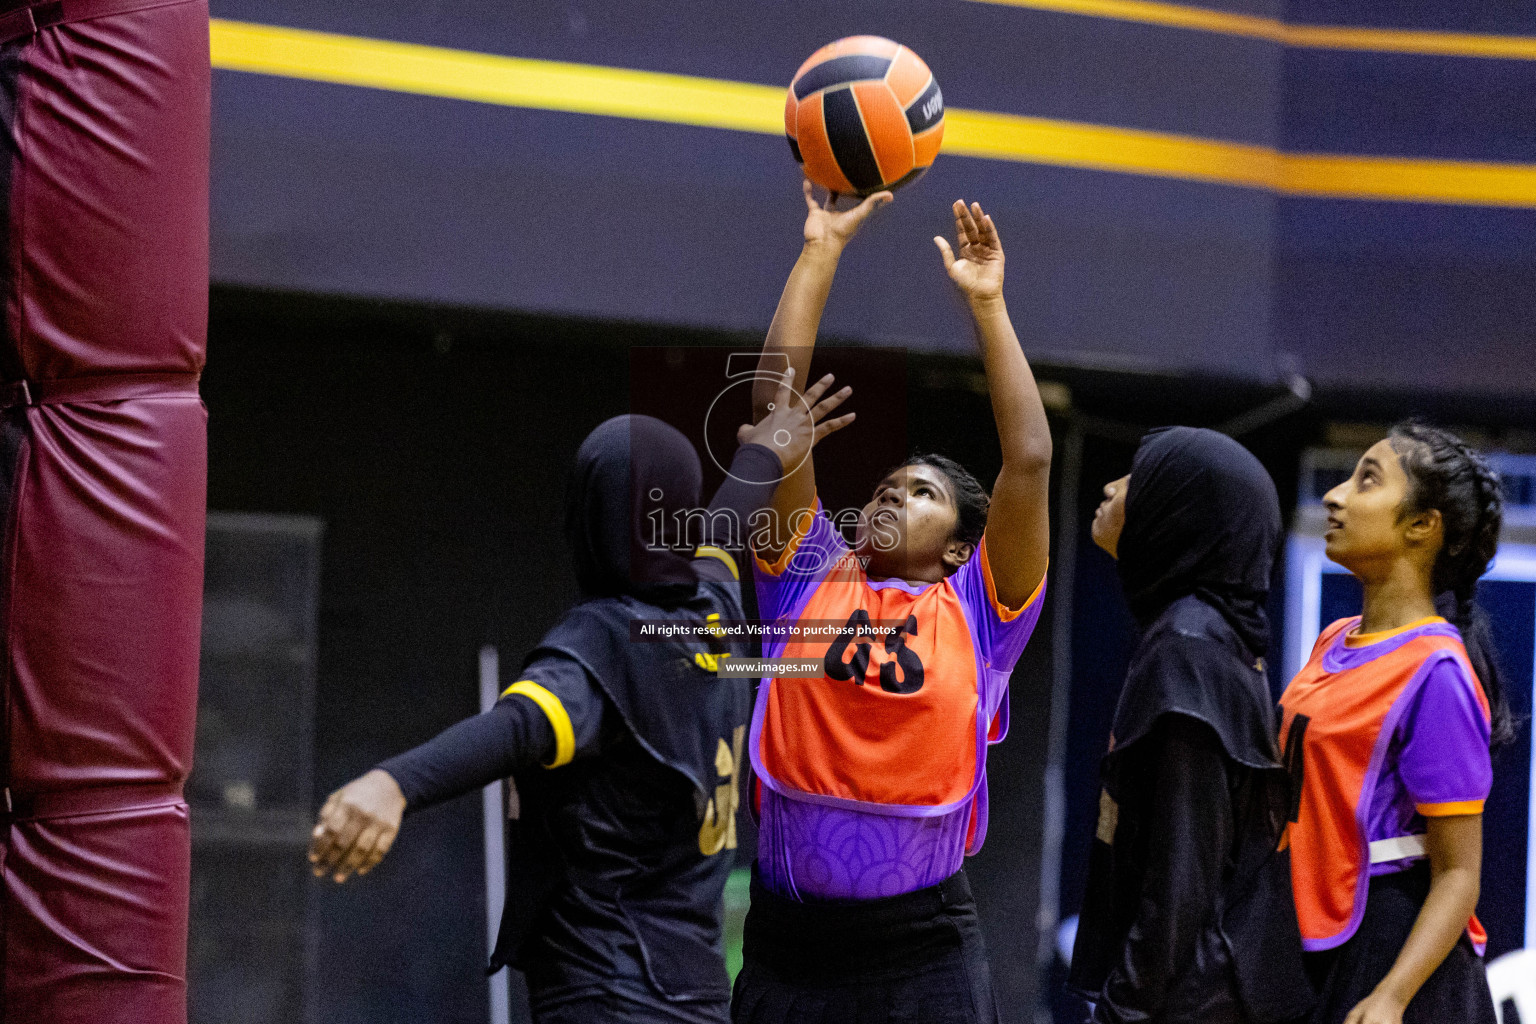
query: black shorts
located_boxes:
[1302,863,1496,1024]
[731,868,998,1024]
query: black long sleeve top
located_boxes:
[1092,714,1237,1023]
[376,442,782,813]
[379,678,563,812]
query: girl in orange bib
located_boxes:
[1280,423,1514,1024]
[730,183,1053,1024]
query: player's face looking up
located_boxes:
[855,463,973,581]
[1322,439,1443,581]
[1091,474,1130,558]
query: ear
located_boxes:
[1402,507,1443,548]
[943,540,975,571]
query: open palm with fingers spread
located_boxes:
[736,366,855,477]
[934,199,1005,303]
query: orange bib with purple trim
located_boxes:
[1280,617,1489,951]
[755,548,984,813]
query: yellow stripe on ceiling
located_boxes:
[970,0,1281,42]
[946,110,1536,207]
[208,19,1536,209]
[1282,152,1536,207]
[1286,23,1536,59]
[967,0,1536,60]
[943,109,1277,190]
[210,19,783,134]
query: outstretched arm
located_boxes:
[935,201,1052,608]
[752,181,890,560]
[307,700,558,883]
[700,369,856,558]
[309,658,605,883]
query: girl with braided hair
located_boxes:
[1280,422,1512,1024]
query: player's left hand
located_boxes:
[1342,990,1406,1024]
[935,200,1005,304]
[737,366,854,476]
[308,768,406,883]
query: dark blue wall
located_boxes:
[209,0,1283,378]
[209,1,1536,396]
[1275,0,1536,399]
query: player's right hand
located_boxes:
[737,366,854,478]
[802,178,892,251]
[934,199,1005,304]
[308,768,406,883]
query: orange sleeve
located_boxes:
[752,499,819,578]
[1416,800,1485,817]
[977,537,1045,623]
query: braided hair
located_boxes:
[884,452,991,550]
[1389,421,1516,749]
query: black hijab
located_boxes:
[1118,427,1280,658]
[564,414,703,608]
[1073,430,1310,1024]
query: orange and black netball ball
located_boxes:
[785,36,945,197]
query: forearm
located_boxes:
[705,444,784,550]
[377,697,555,814]
[969,295,1051,471]
[754,241,842,418]
[1375,865,1480,1005]
[972,294,1051,604]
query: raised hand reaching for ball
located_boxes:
[801,178,893,253]
[934,199,1005,305]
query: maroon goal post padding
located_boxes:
[0,0,209,1020]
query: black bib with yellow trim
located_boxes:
[491,580,753,1007]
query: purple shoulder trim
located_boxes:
[1321,621,1462,674]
